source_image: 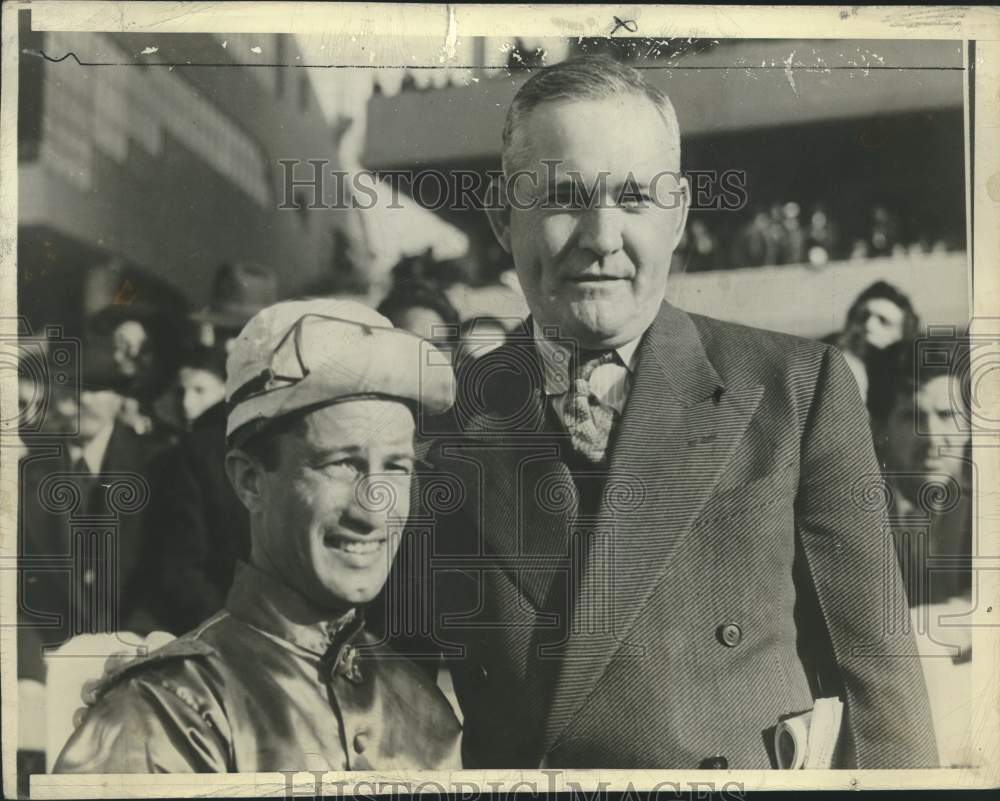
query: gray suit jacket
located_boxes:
[414,302,937,769]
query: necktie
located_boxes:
[70,452,98,516]
[562,349,618,464]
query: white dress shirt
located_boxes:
[532,321,641,431]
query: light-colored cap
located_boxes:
[225,298,455,440]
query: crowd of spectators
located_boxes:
[674,202,958,274]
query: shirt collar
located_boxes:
[225,560,364,659]
[70,422,115,476]
[532,319,641,396]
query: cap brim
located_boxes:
[227,393,419,449]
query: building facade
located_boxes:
[18,13,355,334]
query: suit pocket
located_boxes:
[693,462,797,529]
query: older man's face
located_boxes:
[491,94,689,349]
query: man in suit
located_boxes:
[413,55,937,769]
[18,349,165,655]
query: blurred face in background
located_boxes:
[490,94,689,349]
[862,298,905,350]
[177,367,227,423]
[880,374,970,495]
[77,389,123,440]
[34,380,120,438]
[111,320,152,378]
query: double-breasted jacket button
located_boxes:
[699,755,729,770]
[717,623,743,647]
[477,664,489,681]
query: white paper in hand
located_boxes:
[775,697,844,769]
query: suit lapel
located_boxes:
[541,303,764,753]
[457,329,578,610]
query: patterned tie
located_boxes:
[562,349,618,464]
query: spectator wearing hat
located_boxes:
[191,262,279,351]
[55,299,462,773]
[142,263,277,635]
[17,345,168,657]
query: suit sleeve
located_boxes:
[54,672,232,773]
[372,442,445,684]
[795,346,938,769]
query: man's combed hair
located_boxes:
[501,55,681,174]
[867,337,971,426]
